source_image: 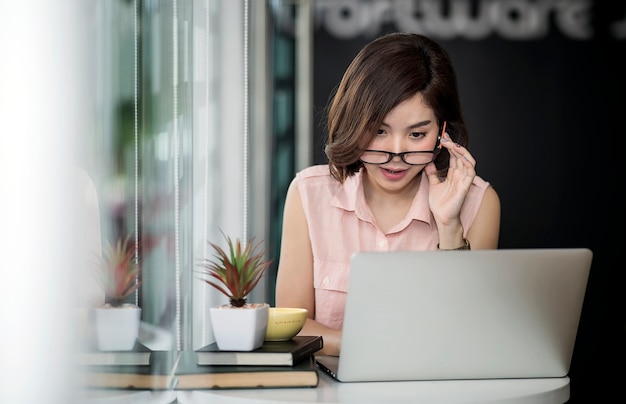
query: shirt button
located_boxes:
[322,276,329,286]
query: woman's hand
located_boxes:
[298,318,342,356]
[424,132,476,241]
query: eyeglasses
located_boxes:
[360,136,441,166]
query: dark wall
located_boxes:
[311,1,625,402]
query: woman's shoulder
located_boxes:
[295,165,339,190]
[294,164,350,204]
[473,174,500,208]
[471,174,490,191]
[296,164,332,180]
[460,174,496,225]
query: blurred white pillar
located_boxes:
[0,1,93,402]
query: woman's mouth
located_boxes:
[380,166,408,180]
[383,167,404,174]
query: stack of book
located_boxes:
[181,335,324,389]
[77,335,323,390]
[76,340,178,390]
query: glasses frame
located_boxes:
[359,121,446,166]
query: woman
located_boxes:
[275,32,500,356]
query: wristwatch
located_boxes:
[437,238,471,250]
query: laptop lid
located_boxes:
[316,248,592,382]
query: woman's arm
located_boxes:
[274,179,342,356]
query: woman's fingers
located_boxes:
[442,132,476,171]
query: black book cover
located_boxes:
[196,335,323,366]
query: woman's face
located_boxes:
[360,92,441,193]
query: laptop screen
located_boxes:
[319,248,591,382]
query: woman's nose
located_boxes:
[389,135,406,153]
[390,153,403,163]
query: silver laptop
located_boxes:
[316,248,592,382]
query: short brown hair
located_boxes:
[324,32,469,183]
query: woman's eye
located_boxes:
[409,131,426,139]
[376,129,385,136]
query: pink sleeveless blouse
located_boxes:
[295,165,490,330]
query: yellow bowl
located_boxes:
[265,307,308,341]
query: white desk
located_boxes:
[176,371,570,404]
[79,344,570,404]
[80,371,570,404]
[76,389,178,404]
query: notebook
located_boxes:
[316,248,592,382]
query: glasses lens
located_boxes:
[360,151,390,164]
[403,152,435,165]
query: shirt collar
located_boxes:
[331,170,434,225]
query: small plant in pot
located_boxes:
[197,232,271,351]
[91,235,142,351]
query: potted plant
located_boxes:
[91,235,143,351]
[197,232,271,351]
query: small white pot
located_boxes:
[210,303,269,351]
[92,303,142,351]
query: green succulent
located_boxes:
[198,233,271,307]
